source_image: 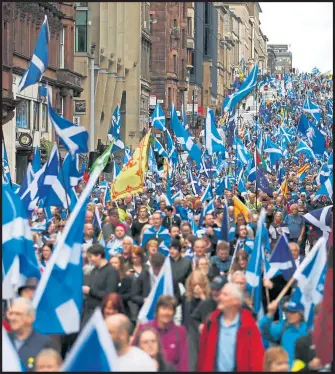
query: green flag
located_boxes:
[90,140,114,176]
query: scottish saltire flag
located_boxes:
[199,157,217,178]
[265,234,296,281]
[17,163,33,199]
[154,138,168,158]
[203,199,215,215]
[216,176,234,195]
[205,108,225,155]
[2,327,24,372]
[263,136,282,166]
[151,104,166,132]
[304,205,332,242]
[61,308,118,372]
[223,64,259,113]
[108,106,125,151]
[148,146,158,175]
[112,160,121,182]
[297,114,326,155]
[296,139,316,161]
[291,237,327,328]
[48,96,89,155]
[2,183,41,300]
[303,96,321,123]
[233,137,251,165]
[171,104,202,165]
[188,170,203,195]
[313,174,333,201]
[141,225,171,248]
[166,129,178,164]
[201,183,213,203]
[32,146,42,175]
[138,256,174,323]
[246,209,266,314]
[17,15,49,92]
[216,201,229,241]
[2,141,11,184]
[172,190,183,202]
[122,147,131,167]
[316,163,331,185]
[327,151,333,171]
[44,153,80,211]
[33,144,113,334]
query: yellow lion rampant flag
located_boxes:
[110,130,151,201]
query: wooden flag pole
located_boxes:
[274,276,296,303]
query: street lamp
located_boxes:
[90,43,96,152]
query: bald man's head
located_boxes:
[105,314,132,353]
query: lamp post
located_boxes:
[89,43,96,152]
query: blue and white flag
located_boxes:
[48,95,88,155]
[2,141,11,185]
[291,237,327,328]
[205,108,225,155]
[315,163,331,185]
[304,205,332,242]
[223,64,259,113]
[171,190,183,202]
[61,308,118,372]
[303,96,321,124]
[166,129,178,164]
[181,103,189,131]
[32,146,42,175]
[203,199,215,215]
[233,137,251,165]
[138,256,174,322]
[151,104,166,132]
[122,147,132,166]
[112,160,121,182]
[216,201,229,241]
[188,170,203,195]
[201,183,213,203]
[154,138,168,158]
[313,174,333,201]
[18,163,34,199]
[263,136,282,166]
[2,183,41,300]
[2,327,24,372]
[32,157,104,334]
[265,234,296,281]
[148,146,158,175]
[171,104,202,165]
[246,209,266,314]
[141,225,171,249]
[296,139,316,161]
[297,114,326,155]
[327,151,333,171]
[17,15,50,92]
[108,106,125,151]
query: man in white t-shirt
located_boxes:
[105,314,156,372]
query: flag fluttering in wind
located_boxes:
[48,95,89,155]
[233,196,250,222]
[154,138,168,158]
[2,327,24,372]
[61,308,118,372]
[223,64,259,113]
[303,96,321,123]
[313,174,333,201]
[138,256,174,323]
[2,141,11,185]
[2,183,41,300]
[151,104,166,132]
[205,108,226,155]
[17,15,50,92]
[303,205,332,242]
[108,105,125,151]
[110,131,151,201]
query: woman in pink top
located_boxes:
[134,295,189,372]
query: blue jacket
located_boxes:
[259,315,308,368]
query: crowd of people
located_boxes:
[3,70,333,372]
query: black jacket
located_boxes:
[294,332,317,371]
[169,256,192,285]
[162,215,182,229]
[84,262,119,312]
[9,330,57,372]
[131,269,181,309]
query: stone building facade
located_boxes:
[2,2,82,184]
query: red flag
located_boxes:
[313,215,333,366]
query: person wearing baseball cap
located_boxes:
[259,299,308,369]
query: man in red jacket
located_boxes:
[197,282,264,372]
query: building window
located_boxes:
[204,27,210,56]
[75,10,88,52]
[59,97,64,117]
[42,104,48,132]
[187,17,192,36]
[60,26,65,68]
[173,55,177,73]
[76,2,88,6]
[173,19,177,28]
[33,101,40,131]
[168,87,172,108]
[3,21,8,65]
[16,99,30,129]
[182,28,186,48]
